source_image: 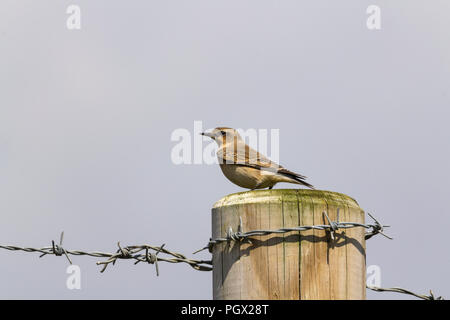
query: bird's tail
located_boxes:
[277,168,315,189]
[293,177,315,189]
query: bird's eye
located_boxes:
[220,130,226,135]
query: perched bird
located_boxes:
[201,127,314,190]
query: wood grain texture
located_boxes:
[299,191,318,299]
[341,193,366,300]
[212,189,365,300]
[311,191,331,299]
[282,191,300,299]
[211,206,223,299]
[323,191,348,300]
[219,199,241,299]
[268,193,284,299]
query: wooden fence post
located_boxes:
[211,189,366,300]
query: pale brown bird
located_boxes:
[201,127,314,190]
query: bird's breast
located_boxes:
[219,164,262,189]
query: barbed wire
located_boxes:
[367,285,444,300]
[194,210,392,254]
[0,232,212,276]
[0,213,444,300]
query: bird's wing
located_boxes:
[217,143,313,189]
[217,143,281,172]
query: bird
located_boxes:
[201,127,314,190]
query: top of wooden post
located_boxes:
[213,189,360,209]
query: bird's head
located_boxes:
[200,127,241,146]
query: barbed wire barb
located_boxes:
[365,212,392,240]
[134,243,165,276]
[323,210,338,241]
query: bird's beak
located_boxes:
[200,132,215,138]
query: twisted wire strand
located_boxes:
[194,211,392,254]
[0,241,212,275]
[367,286,444,300]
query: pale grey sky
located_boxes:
[0,0,449,299]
